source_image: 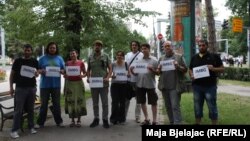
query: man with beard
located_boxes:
[9,44,38,138]
[87,40,112,128]
[189,39,224,125]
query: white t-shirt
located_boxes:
[125,51,143,82]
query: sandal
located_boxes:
[141,119,151,125]
[76,121,81,127]
[69,121,75,127]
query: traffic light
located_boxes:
[159,39,165,55]
[222,19,229,30]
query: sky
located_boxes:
[131,0,232,38]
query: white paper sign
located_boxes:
[160,60,176,71]
[89,77,103,88]
[114,70,128,81]
[20,65,36,78]
[46,66,60,77]
[66,66,80,76]
[193,65,210,79]
[134,63,148,73]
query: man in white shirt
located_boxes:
[124,41,143,123]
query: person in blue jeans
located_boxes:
[36,42,65,128]
[189,39,224,125]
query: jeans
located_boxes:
[91,87,109,120]
[12,87,36,132]
[37,88,63,125]
[161,89,182,124]
[193,85,218,120]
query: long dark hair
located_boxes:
[45,42,59,55]
[130,40,140,51]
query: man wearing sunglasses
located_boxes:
[189,39,224,125]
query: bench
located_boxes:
[0,95,41,131]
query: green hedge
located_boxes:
[219,67,250,81]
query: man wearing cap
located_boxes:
[87,40,112,128]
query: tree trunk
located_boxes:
[64,0,82,59]
[205,0,217,53]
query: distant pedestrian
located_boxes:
[9,44,38,139]
[87,40,112,128]
[189,39,224,125]
[36,42,65,128]
[124,41,143,123]
[130,43,158,125]
[157,41,187,125]
[64,49,87,127]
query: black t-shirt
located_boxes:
[12,58,39,87]
[189,53,223,86]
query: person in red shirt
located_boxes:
[64,49,87,127]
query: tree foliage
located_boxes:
[1,0,157,59]
[224,0,249,57]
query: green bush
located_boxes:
[219,67,250,81]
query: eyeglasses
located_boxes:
[198,44,206,47]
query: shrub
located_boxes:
[0,69,6,81]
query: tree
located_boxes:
[1,0,157,59]
[205,0,217,53]
[224,0,249,57]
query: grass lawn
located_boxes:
[218,79,250,87]
[159,79,250,125]
[166,92,250,125]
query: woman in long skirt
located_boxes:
[64,49,87,127]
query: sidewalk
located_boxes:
[0,67,165,141]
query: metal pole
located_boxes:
[226,39,229,55]
[1,27,6,67]
[157,21,161,59]
[247,29,250,67]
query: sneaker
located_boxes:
[30,128,37,134]
[141,119,151,125]
[10,131,20,139]
[57,123,65,128]
[135,117,141,123]
[89,118,99,128]
[34,124,44,129]
[103,119,110,129]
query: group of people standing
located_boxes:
[8,38,224,139]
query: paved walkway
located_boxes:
[0,66,249,140]
[0,66,165,141]
[218,84,250,97]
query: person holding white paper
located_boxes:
[64,49,87,127]
[110,51,130,125]
[130,43,158,125]
[36,42,65,128]
[9,44,39,139]
[189,39,224,125]
[124,40,143,123]
[86,40,112,128]
[157,41,187,125]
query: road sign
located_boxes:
[232,18,243,32]
[157,33,163,40]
